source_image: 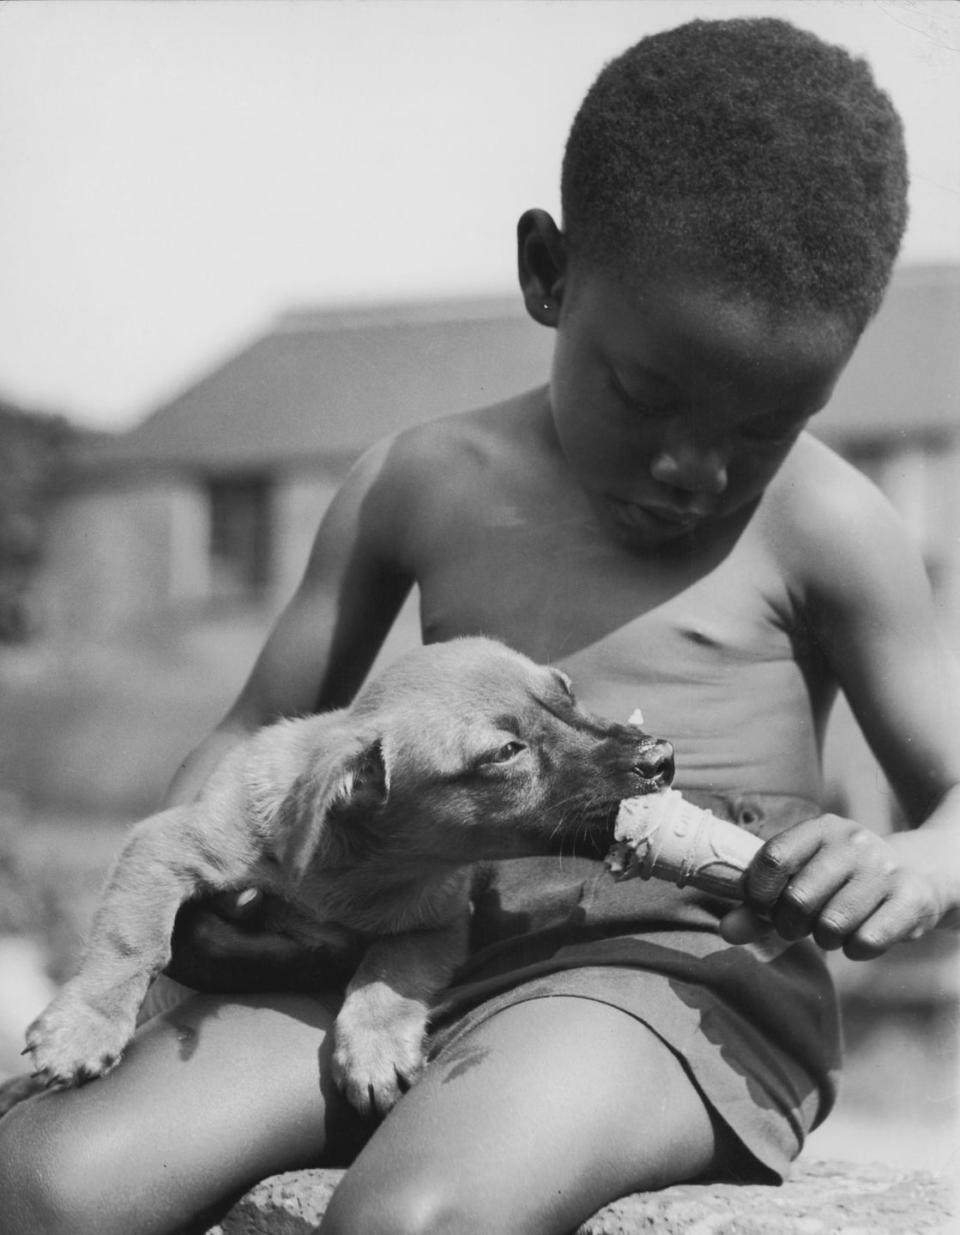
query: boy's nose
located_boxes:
[650,444,728,498]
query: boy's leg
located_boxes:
[0,991,367,1235]
[320,995,741,1235]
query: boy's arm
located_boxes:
[205,433,416,740]
[727,472,960,957]
[163,436,416,985]
[167,440,412,805]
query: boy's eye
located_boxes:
[609,373,678,419]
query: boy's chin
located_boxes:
[595,494,757,551]
[598,496,704,548]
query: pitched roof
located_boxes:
[78,297,553,477]
[73,266,959,481]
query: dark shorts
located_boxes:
[427,793,841,1183]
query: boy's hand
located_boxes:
[166,889,318,991]
[719,814,945,959]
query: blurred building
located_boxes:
[41,299,553,635]
[41,266,960,641]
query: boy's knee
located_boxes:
[0,1098,122,1235]
[321,1175,487,1235]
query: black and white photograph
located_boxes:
[0,2,958,1231]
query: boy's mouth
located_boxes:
[605,496,700,534]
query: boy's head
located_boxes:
[560,17,908,331]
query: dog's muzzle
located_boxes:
[633,739,675,790]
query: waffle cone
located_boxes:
[606,789,762,899]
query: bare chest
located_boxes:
[418,504,787,678]
[416,503,827,796]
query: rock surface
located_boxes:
[206,1159,956,1234]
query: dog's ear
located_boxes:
[276,737,389,883]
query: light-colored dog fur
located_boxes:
[26,637,673,1114]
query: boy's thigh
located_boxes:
[322,995,733,1235]
[0,992,366,1235]
[121,990,369,1169]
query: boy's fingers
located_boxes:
[744,818,827,911]
[210,888,265,922]
[746,818,900,925]
[765,848,846,941]
[772,844,892,942]
[837,884,941,959]
[833,903,900,960]
[167,897,308,988]
[805,863,900,950]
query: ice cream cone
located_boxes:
[606,788,762,900]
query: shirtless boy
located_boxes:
[1,17,958,1235]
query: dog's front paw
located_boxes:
[25,987,135,1088]
[332,1000,427,1117]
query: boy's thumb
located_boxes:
[719,904,775,945]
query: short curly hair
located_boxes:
[561,17,908,328]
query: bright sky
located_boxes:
[1,0,958,429]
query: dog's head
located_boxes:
[277,637,673,884]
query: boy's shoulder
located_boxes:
[391,389,545,457]
[771,433,877,517]
[762,432,913,599]
[773,432,900,524]
[372,388,550,494]
[344,390,551,557]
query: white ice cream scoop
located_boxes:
[605,788,763,900]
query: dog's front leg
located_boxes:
[332,916,468,1117]
[26,805,246,1087]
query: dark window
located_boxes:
[207,475,272,600]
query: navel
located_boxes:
[679,624,722,649]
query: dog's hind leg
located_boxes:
[25,805,260,1088]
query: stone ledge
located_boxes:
[207,1159,956,1234]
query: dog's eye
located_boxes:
[487,740,527,765]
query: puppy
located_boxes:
[25,637,673,1115]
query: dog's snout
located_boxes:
[634,739,675,788]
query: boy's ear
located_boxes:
[276,737,389,883]
[517,208,566,328]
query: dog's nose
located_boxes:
[633,740,675,788]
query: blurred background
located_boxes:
[1,0,957,1180]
